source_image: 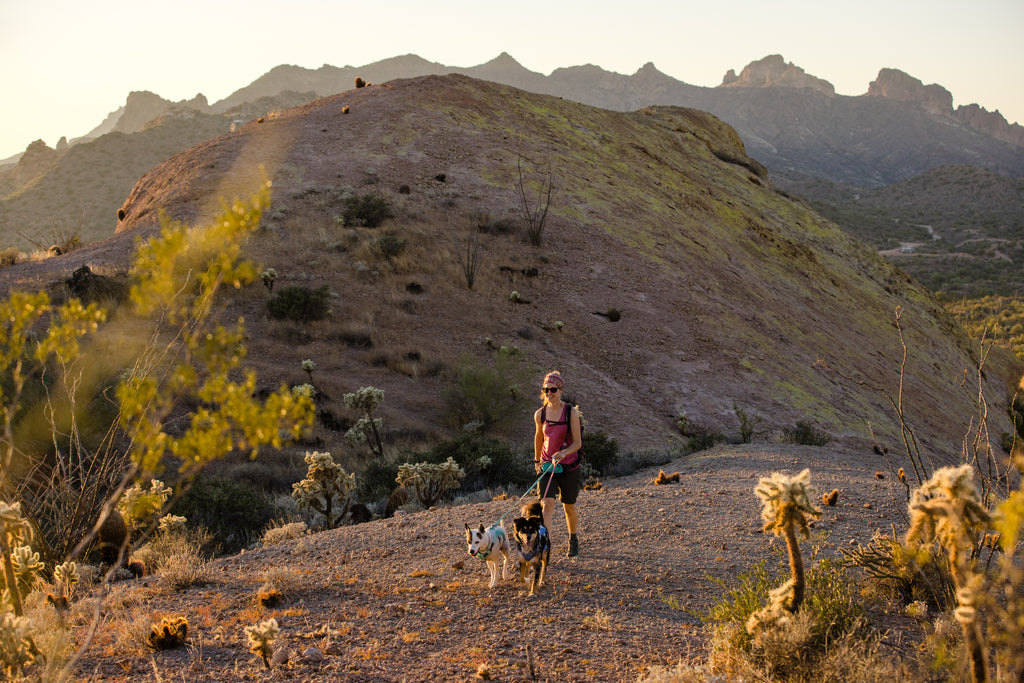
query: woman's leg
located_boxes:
[562,503,578,535]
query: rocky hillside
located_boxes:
[2,75,1019,460]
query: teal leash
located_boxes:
[494,469,549,526]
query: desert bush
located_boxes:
[340,192,393,228]
[0,248,20,268]
[171,477,273,553]
[357,457,403,503]
[781,419,831,446]
[420,423,533,492]
[443,348,528,432]
[702,549,869,680]
[842,528,956,610]
[266,284,331,321]
[291,451,356,529]
[375,232,408,262]
[676,414,726,452]
[581,429,619,475]
[261,521,307,546]
[734,402,763,444]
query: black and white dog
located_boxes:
[512,501,551,596]
[465,523,512,588]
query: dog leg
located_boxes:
[500,549,510,581]
[487,561,499,589]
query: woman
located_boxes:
[534,370,582,557]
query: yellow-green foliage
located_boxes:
[395,457,466,509]
[116,182,315,478]
[0,291,105,489]
[291,451,356,529]
[946,295,1024,361]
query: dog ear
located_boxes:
[464,523,470,531]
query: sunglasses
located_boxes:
[542,387,560,394]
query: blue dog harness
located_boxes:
[519,526,550,561]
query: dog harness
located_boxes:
[472,526,505,560]
[518,526,550,561]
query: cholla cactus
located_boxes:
[261,268,277,293]
[0,613,34,678]
[906,464,991,569]
[53,561,79,601]
[344,387,385,457]
[301,359,315,383]
[395,458,466,508]
[747,469,821,633]
[118,479,173,533]
[245,617,280,668]
[157,515,188,535]
[0,501,34,616]
[291,451,357,529]
[906,465,992,683]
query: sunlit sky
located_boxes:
[2,0,1023,160]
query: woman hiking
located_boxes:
[534,371,583,557]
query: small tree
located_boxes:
[395,458,465,508]
[452,219,484,289]
[515,151,554,247]
[747,469,821,633]
[291,451,356,529]
[344,387,385,458]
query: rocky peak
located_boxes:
[954,103,1024,147]
[865,68,953,116]
[116,91,212,135]
[11,139,57,186]
[719,54,835,96]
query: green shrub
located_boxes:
[171,477,273,553]
[443,349,527,432]
[376,232,408,261]
[581,430,619,475]
[781,420,831,446]
[357,457,402,503]
[422,424,534,492]
[700,547,868,679]
[266,284,331,322]
[340,192,394,228]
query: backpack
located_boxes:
[543,401,585,467]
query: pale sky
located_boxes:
[2,0,1023,161]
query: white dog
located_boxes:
[464,523,512,588]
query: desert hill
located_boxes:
[2,74,1019,460]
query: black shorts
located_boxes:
[538,464,581,505]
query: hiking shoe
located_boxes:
[567,535,579,557]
